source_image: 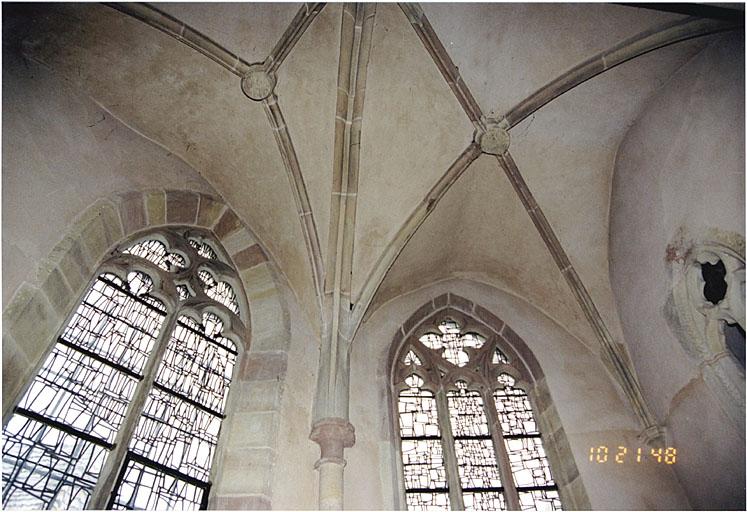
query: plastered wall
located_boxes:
[346,278,690,510]
[610,32,745,510]
[2,36,217,306]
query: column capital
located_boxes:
[310,417,356,460]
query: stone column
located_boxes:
[310,418,356,510]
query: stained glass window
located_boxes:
[2,228,244,510]
[395,318,562,511]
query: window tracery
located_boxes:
[393,316,561,511]
[2,227,245,510]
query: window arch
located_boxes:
[2,227,246,510]
[391,308,563,511]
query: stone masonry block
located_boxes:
[240,351,287,381]
[240,263,277,297]
[166,190,199,224]
[249,329,289,353]
[403,301,435,335]
[215,447,275,496]
[3,335,30,414]
[80,216,112,267]
[448,293,474,313]
[227,411,278,449]
[222,228,257,257]
[474,304,505,333]
[211,495,271,510]
[116,191,146,234]
[58,240,91,294]
[7,288,60,364]
[214,209,242,240]
[234,380,283,412]
[433,293,448,309]
[248,295,287,338]
[40,266,74,316]
[145,190,166,225]
[196,194,225,228]
[233,244,267,271]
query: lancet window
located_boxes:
[393,316,561,511]
[2,228,245,510]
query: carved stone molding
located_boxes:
[667,229,745,431]
[310,417,356,463]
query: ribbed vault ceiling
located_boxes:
[17,2,729,351]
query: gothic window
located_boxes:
[393,317,561,511]
[2,228,245,510]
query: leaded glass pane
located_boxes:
[419,320,485,367]
[156,317,236,415]
[109,458,206,511]
[123,239,186,271]
[492,348,509,365]
[494,388,538,436]
[188,239,218,261]
[406,491,450,511]
[399,389,440,438]
[401,440,448,490]
[2,415,108,509]
[464,491,507,511]
[447,390,490,438]
[128,387,222,483]
[518,489,562,511]
[18,343,138,444]
[197,271,239,315]
[504,437,555,488]
[61,273,165,375]
[454,440,502,488]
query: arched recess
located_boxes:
[387,293,589,510]
[2,189,291,510]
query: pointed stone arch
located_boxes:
[387,292,590,510]
[2,188,291,509]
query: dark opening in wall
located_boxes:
[724,322,746,369]
[701,260,728,305]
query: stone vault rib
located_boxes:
[379,2,704,442]
[263,95,325,308]
[399,2,485,131]
[494,151,662,439]
[107,3,251,76]
[351,143,482,331]
[108,2,327,312]
[503,15,742,128]
[311,3,376,510]
[264,3,326,73]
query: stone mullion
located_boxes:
[435,389,464,510]
[88,309,179,509]
[482,388,521,510]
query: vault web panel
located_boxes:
[18,343,138,444]
[494,388,539,436]
[129,386,222,483]
[518,489,562,511]
[109,457,206,510]
[504,437,555,488]
[61,274,165,374]
[463,491,507,511]
[2,415,108,509]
